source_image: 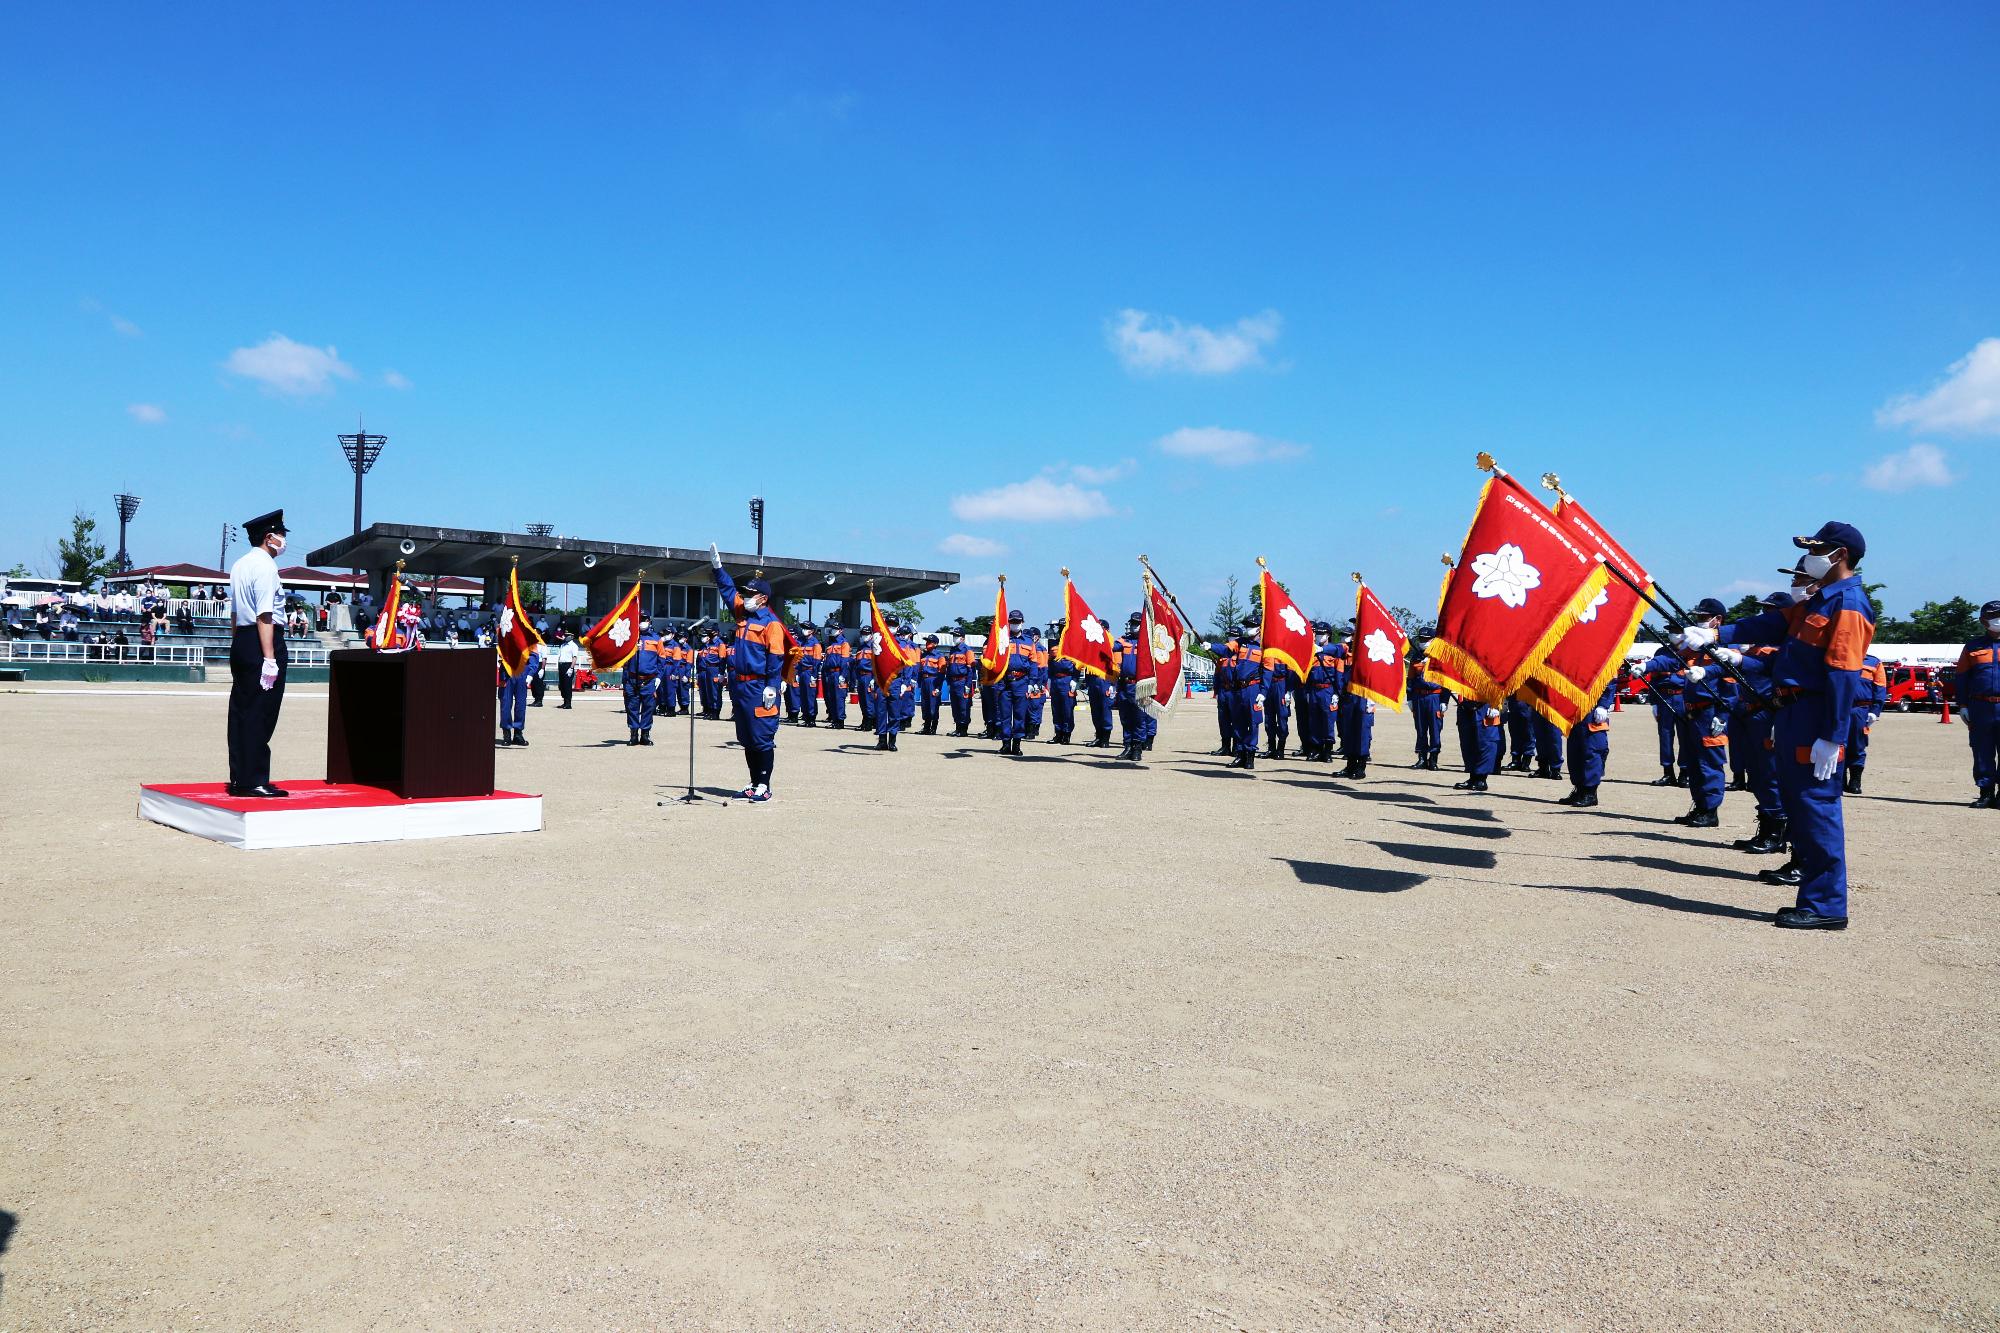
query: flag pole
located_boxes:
[1137,555,1200,642]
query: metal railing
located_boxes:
[0,640,332,668]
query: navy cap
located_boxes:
[1761,590,1798,609]
[1794,521,1865,564]
[1311,619,1331,633]
[924,634,938,644]
[1007,609,1024,623]
[1691,597,1728,618]
[243,508,288,540]
[1240,616,1259,630]
[1982,599,2000,619]
[1416,624,1436,639]
[743,577,774,598]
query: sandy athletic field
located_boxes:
[1,684,1994,1330]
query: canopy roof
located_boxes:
[104,563,228,584]
[278,566,483,594]
[307,522,958,603]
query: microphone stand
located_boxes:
[675,615,713,805]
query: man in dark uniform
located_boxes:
[623,616,667,745]
[945,630,978,737]
[1556,683,1617,807]
[819,624,850,729]
[1954,599,2000,808]
[1406,630,1446,770]
[1046,620,1079,744]
[710,545,786,800]
[917,634,946,734]
[226,509,291,797]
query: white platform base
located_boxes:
[139,781,542,850]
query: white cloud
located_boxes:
[82,297,142,337]
[126,403,166,424]
[1066,458,1137,485]
[939,533,1008,557]
[1155,426,1308,466]
[1107,308,1282,375]
[1875,338,2000,435]
[1863,442,1955,492]
[222,333,357,396]
[950,477,1113,522]
[382,369,413,390]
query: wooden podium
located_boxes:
[327,648,496,798]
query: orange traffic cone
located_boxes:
[1938,696,1952,723]
[1613,692,1624,712]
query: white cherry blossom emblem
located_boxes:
[1081,617,1105,644]
[1574,585,1609,625]
[498,606,516,638]
[1279,605,1308,636]
[1364,627,1396,664]
[607,617,632,647]
[1469,543,1541,609]
[1150,622,1175,662]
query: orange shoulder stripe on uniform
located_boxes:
[1824,608,1874,672]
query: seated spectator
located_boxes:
[175,605,195,634]
[4,605,23,638]
[111,628,130,660]
[59,609,79,641]
[34,605,52,638]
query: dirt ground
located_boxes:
[1,684,1994,1331]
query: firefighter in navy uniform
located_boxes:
[1047,620,1080,744]
[1556,683,1617,807]
[996,609,1033,755]
[1113,612,1157,762]
[820,625,851,729]
[1649,597,1735,829]
[623,616,668,746]
[917,634,946,735]
[1299,623,1338,762]
[1844,653,1887,794]
[945,630,978,737]
[1648,663,1687,786]
[1956,599,2000,808]
[1702,521,1876,929]
[1406,630,1446,770]
[1453,693,1503,791]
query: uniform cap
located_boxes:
[1982,599,2000,619]
[924,634,938,644]
[1793,521,1865,563]
[1311,620,1332,633]
[243,508,288,540]
[1007,609,1024,623]
[1240,616,1259,630]
[1760,590,1798,608]
[1691,597,1728,618]
[743,577,774,598]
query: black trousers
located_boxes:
[558,664,575,706]
[227,625,288,790]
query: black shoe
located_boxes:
[877,734,889,750]
[1733,818,1789,855]
[559,702,572,709]
[628,730,640,746]
[1773,906,1847,930]
[640,732,654,746]
[1571,787,1599,808]
[1214,743,1231,755]
[241,784,290,798]
[1845,769,1863,795]
[497,733,514,747]
[889,732,899,751]
[1453,776,1489,792]
[1975,786,1997,809]
[1556,788,1585,806]
[1425,754,1440,771]
[1650,767,1677,787]
[1243,754,1256,771]
[513,729,529,746]
[1760,862,1802,886]
[1683,808,1719,829]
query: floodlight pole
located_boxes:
[113,493,141,573]
[219,522,236,572]
[337,421,388,573]
[749,496,764,560]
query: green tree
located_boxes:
[1907,597,1982,643]
[57,511,115,589]
[889,597,923,629]
[1725,593,1765,621]
[2,562,29,579]
[1210,574,1244,639]
[948,614,993,637]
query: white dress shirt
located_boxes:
[230,547,282,627]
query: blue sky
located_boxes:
[3,2,1995,628]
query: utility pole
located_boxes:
[748,495,765,559]
[337,419,388,573]
[113,493,141,573]
[219,521,237,572]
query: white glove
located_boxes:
[709,542,723,570]
[1676,625,1717,650]
[1255,693,1265,706]
[259,657,279,691]
[761,686,777,708]
[1591,706,1611,725]
[1685,665,1706,684]
[1365,701,1375,713]
[1710,646,1742,667]
[1484,706,1501,721]
[1810,738,1842,782]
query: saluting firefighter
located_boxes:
[709,544,786,802]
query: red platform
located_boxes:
[139,781,542,850]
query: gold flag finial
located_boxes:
[1351,571,1363,585]
[997,573,1006,587]
[1060,566,1070,579]
[1540,471,1561,492]
[395,558,405,575]
[1440,552,1455,568]
[510,553,519,566]
[1474,451,1498,474]
[1255,555,1268,570]
[867,577,875,592]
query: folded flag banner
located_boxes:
[869,585,915,689]
[1138,571,1188,721]
[1423,554,1475,697]
[1055,571,1116,678]
[1531,476,1653,728]
[369,564,403,651]
[496,559,545,678]
[581,576,645,671]
[1256,558,1314,682]
[978,576,1011,687]
[1425,459,1611,705]
[1346,575,1409,711]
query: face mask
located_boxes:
[267,534,287,556]
[1798,550,1837,580]
[1987,619,2000,634]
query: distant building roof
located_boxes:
[307,522,958,603]
[103,563,228,584]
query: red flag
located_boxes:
[1138,577,1188,720]
[1055,575,1115,678]
[1257,562,1313,682]
[869,589,915,689]
[978,578,1011,687]
[1532,492,1653,727]
[1347,580,1409,711]
[369,573,402,651]
[580,579,644,671]
[496,562,544,677]
[1425,467,1610,705]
